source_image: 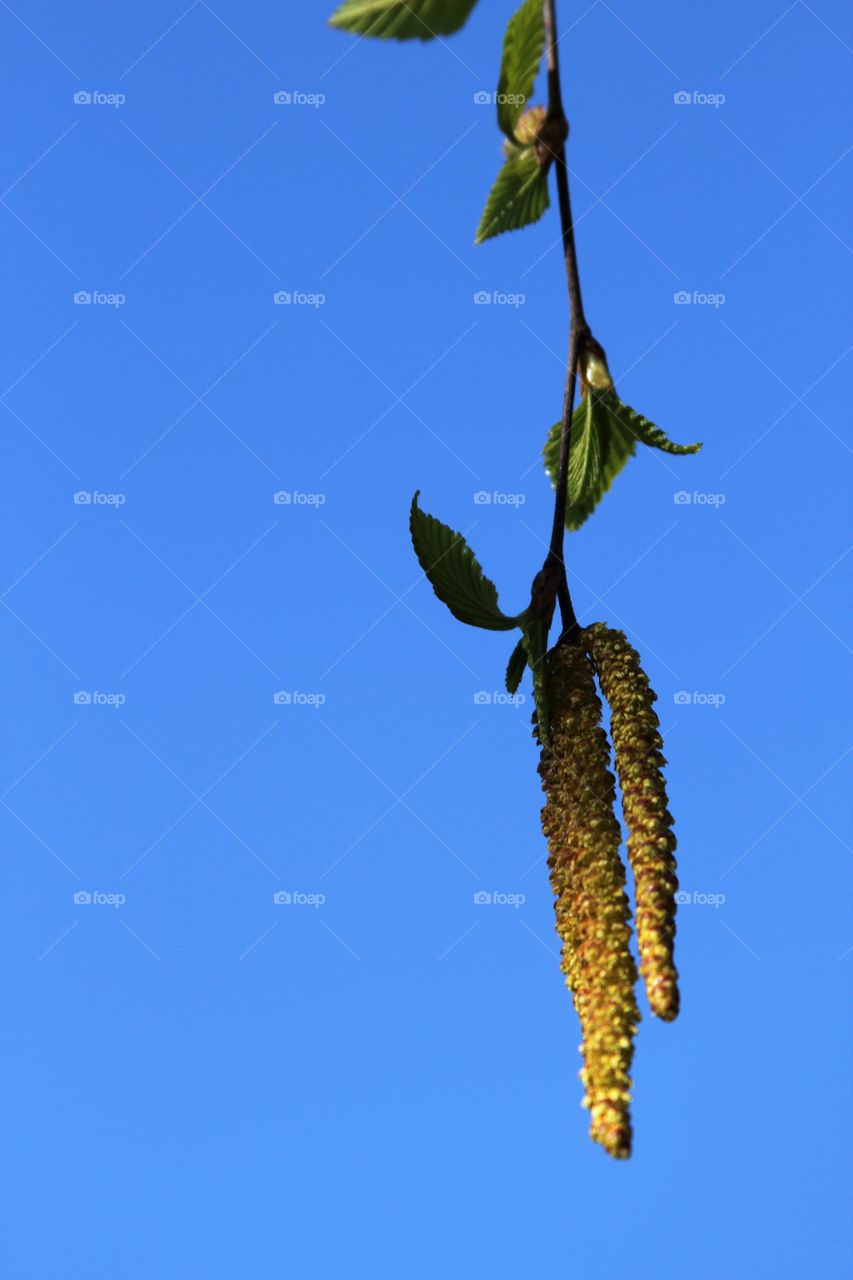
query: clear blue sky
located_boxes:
[1,2,851,1276]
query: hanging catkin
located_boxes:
[585,623,680,1021]
[538,643,640,1158]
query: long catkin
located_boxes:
[585,623,680,1021]
[538,643,640,1158]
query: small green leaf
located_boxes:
[522,617,551,745]
[410,493,519,631]
[505,635,527,694]
[601,408,637,476]
[475,149,549,244]
[567,391,605,527]
[543,390,637,531]
[609,398,702,455]
[541,414,565,486]
[496,0,545,141]
[329,0,478,39]
[543,389,700,530]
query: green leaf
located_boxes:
[410,493,519,631]
[475,149,549,244]
[505,635,527,694]
[329,0,478,39]
[541,414,565,486]
[496,0,545,141]
[543,390,636,531]
[543,390,700,530]
[599,409,638,495]
[522,617,551,745]
[609,398,702,455]
[567,391,605,527]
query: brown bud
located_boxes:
[538,643,640,1158]
[584,623,680,1021]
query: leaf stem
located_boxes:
[542,0,589,641]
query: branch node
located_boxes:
[534,113,569,169]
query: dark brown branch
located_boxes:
[541,0,590,642]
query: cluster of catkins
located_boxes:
[537,623,679,1159]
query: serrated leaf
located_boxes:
[541,412,565,486]
[329,0,478,39]
[567,391,605,527]
[608,398,702,455]
[601,408,638,485]
[475,149,549,244]
[497,0,545,140]
[522,617,551,745]
[543,387,700,531]
[543,390,636,531]
[505,635,527,694]
[410,493,519,631]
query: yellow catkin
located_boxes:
[584,623,680,1022]
[538,643,640,1159]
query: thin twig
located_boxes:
[541,0,589,640]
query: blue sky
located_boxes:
[1,2,851,1276]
